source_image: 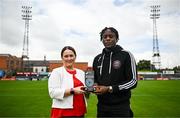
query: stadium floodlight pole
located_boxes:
[150,5,161,70]
[21,6,32,72]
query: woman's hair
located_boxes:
[61,46,76,58]
[100,27,119,41]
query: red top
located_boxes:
[51,69,86,118]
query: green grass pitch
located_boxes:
[0,80,180,117]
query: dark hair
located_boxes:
[100,27,119,41]
[61,46,76,58]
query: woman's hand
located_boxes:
[64,86,85,97]
[73,86,85,94]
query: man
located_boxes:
[93,27,137,117]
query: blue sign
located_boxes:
[0,70,5,78]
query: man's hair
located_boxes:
[100,27,119,41]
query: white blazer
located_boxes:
[48,66,86,109]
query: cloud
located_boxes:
[0,0,179,68]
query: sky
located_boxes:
[0,0,180,68]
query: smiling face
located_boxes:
[102,29,117,48]
[62,49,76,70]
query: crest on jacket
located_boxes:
[113,60,121,69]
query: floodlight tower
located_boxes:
[21,6,32,71]
[150,5,161,70]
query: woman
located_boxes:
[48,46,87,118]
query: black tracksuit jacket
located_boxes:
[93,45,137,109]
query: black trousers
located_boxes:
[97,104,133,118]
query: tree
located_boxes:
[137,60,151,71]
[173,65,180,73]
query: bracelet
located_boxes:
[70,88,74,95]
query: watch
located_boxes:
[108,86,113,93]
[70,88,74,94]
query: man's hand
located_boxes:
[94,85,109,94]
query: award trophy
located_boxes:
[84,71,96,92]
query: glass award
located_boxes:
[84,71,96,92]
